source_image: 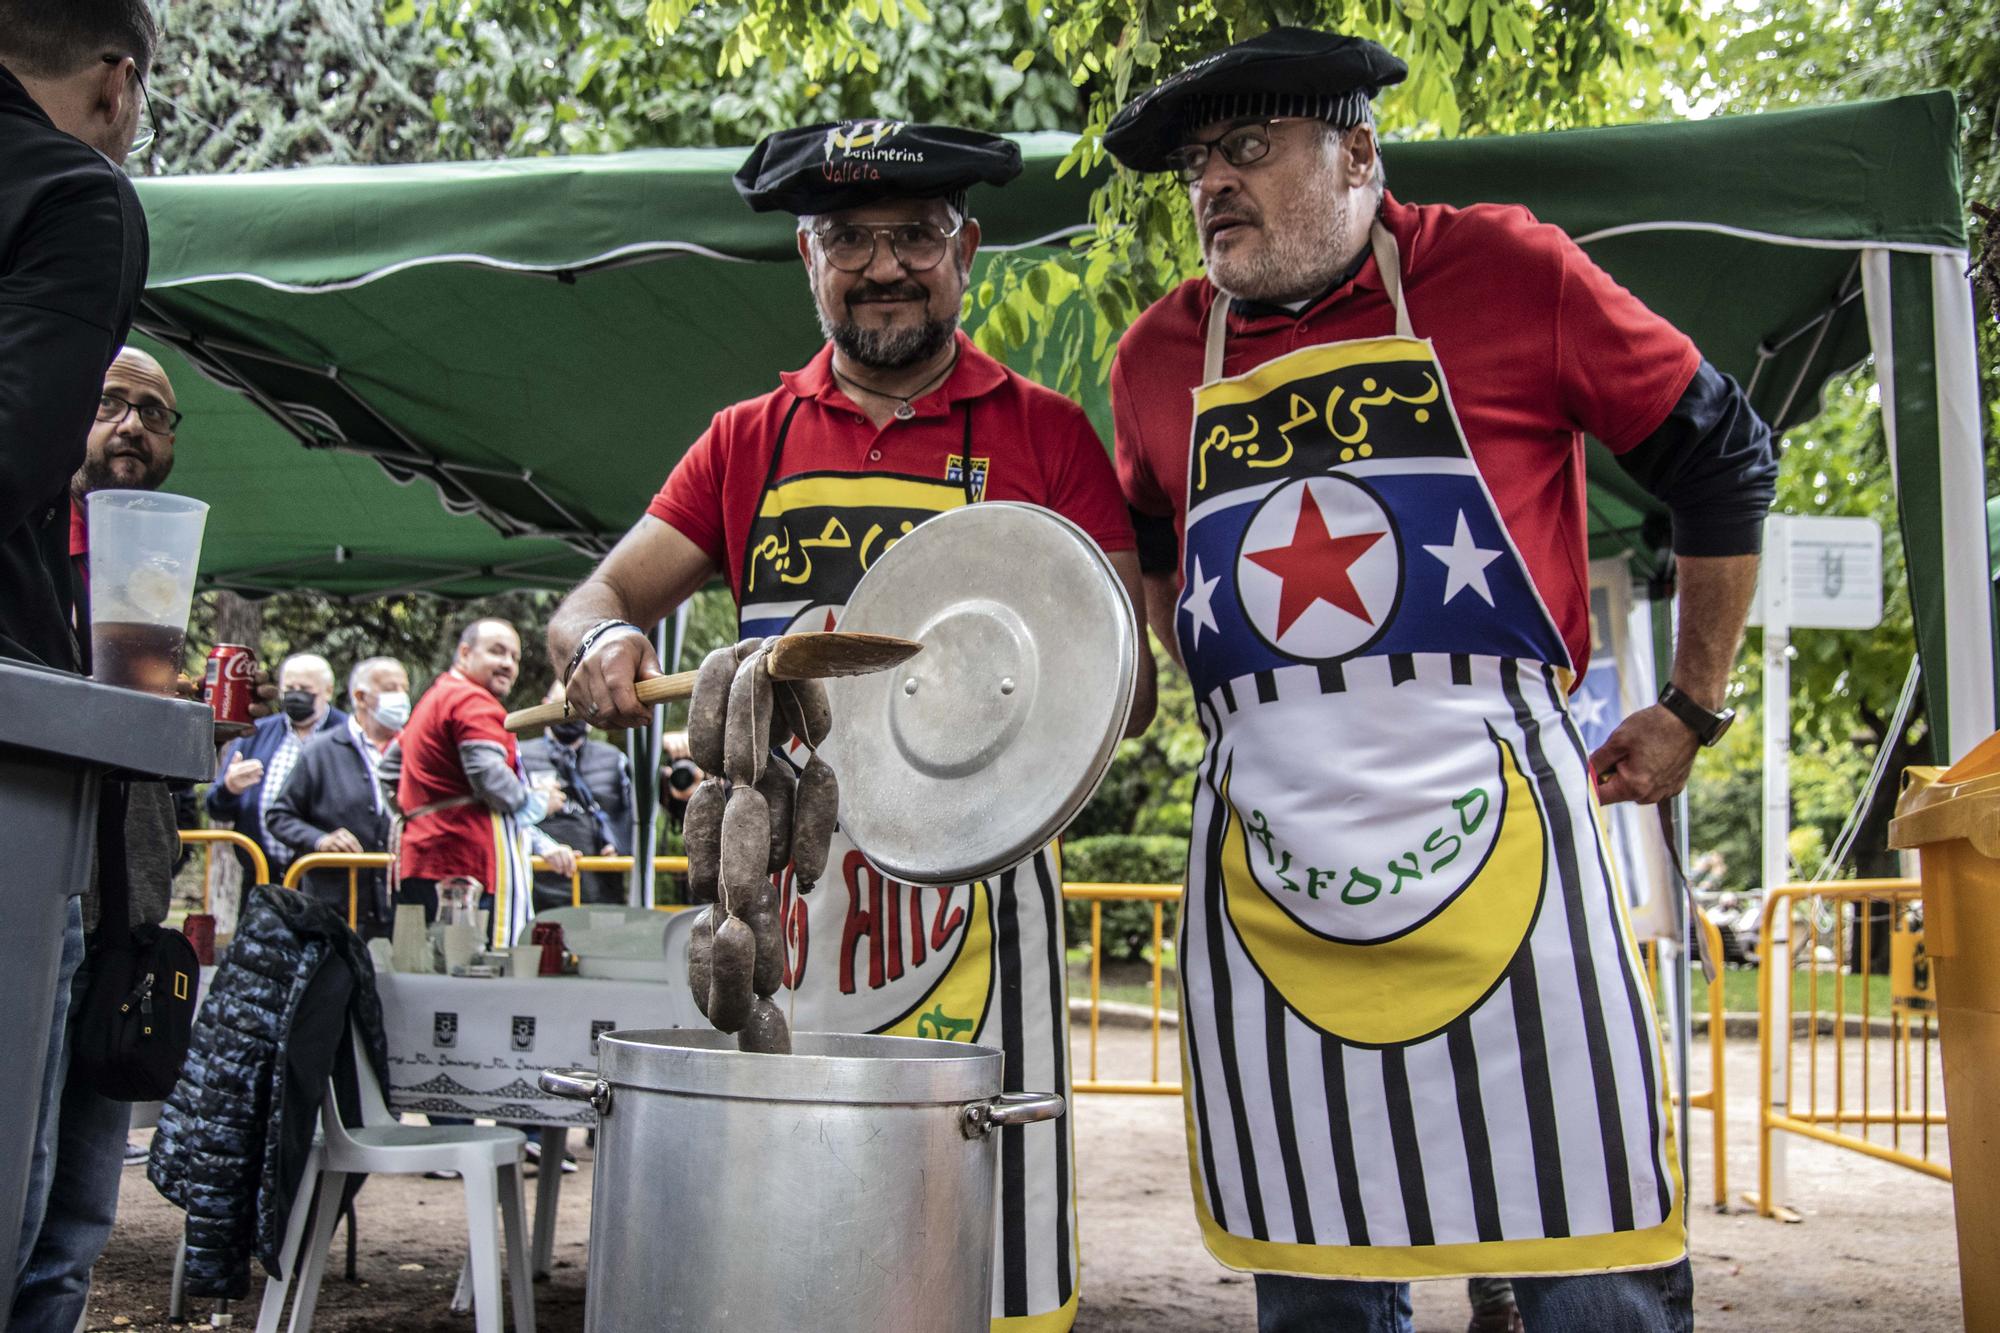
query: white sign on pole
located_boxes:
[1746,515,1883,630]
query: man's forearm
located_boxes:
[1670,553,1761,709]
[547,578,638,679]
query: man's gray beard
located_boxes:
[821,310,959,370]
[1206,174,1355,305]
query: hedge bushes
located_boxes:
[1061,834,1187,962]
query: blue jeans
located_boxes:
[14,900,84,1287]
[1256,1258,1694,1333]
[10,950,136,1331]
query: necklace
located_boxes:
[831,348,959,421]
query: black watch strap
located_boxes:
[1658,683,1734,747]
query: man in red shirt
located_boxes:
[387,618,574,949]
[550,120,1154,1332]
[1103,28,1774,1331]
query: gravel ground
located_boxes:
[76,1033,1961,1331]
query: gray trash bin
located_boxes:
[0,660,211,1313]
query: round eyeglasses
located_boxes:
[811,218,965,273]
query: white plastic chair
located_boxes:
[255,1031,535,1333]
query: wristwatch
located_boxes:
[1658,683,1735,747]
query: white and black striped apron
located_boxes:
[735,396,1080,1330]
[1171,224,1684,1280]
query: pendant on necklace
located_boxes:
[893,403,915,421]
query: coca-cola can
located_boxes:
[202,643,256,727]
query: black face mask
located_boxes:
[280,689,318,724]
[549,720,589,744]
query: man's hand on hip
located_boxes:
[565,632,661,730]
[1590,703,1701,806]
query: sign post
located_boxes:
[1748,514,1882,1215]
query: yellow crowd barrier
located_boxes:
[177,829,270,910]
[274,852,696,927]
[1754,879,1948,1220]
[1643,910,1730,1208]
[1062,882,1183,1096]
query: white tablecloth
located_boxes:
[374,974,700,1127]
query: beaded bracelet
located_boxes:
[562,619,642,685]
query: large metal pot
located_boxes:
[542,1029,1064,1332]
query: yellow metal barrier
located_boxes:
[1754,879,1948,1220]
[1062,882,1182,1096]
[276,852,696,928]
[177,829,270,909]
[1643,910,1730,1208]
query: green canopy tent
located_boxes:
[134,92,1993,760]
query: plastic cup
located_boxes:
[85,490,208,694]
[511,945,543,979]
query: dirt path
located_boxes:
[80,1033,1961,1330]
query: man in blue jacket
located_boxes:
[206,653,347,881]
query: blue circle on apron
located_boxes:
[1234,474,1403,661]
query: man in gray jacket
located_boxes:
[267,657,409,935]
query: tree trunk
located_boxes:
[211,590,265,659]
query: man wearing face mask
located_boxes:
[267,657,410,935]
[521,684,635,909]
[206,653,348,882]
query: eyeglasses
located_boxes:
[1165,117,1313,184]
[810,218,965,273]
[100,53,156,159]
[97,392,182,435]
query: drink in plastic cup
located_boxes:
[86,490,208,694]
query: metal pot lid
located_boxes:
[823,502,1137,886]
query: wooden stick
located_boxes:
[504,631,920,733]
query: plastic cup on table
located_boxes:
[510,945,542,979]
[84,490,208,695]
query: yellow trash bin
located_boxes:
[1889,730,2000,1331]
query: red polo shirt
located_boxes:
[648,331,1133,598]
[1111,192,1700,672]
[397,668,516,884]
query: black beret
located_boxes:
[733,120,1024,215]
[1104,28,1407,172]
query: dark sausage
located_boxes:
[790,753,839,888]
[719,786,770,914]
[723,649,772,785]
[685,905,716,1019]
[682,777,727,903]
[776,679,831,748]
[708,914,756,1033]
[687,645,736,774]
[755,762,797,875]
[737,996,792,1055]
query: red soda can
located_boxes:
[202,643,256,728]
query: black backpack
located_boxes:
[69,780,201,1101]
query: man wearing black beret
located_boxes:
[549,118,1158,1333]
[1106,26,1774,1331]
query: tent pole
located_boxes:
[1761,515,1794,1211]
[631,609,689,908]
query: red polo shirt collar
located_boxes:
[778,330,1009,420]
[69,499,88,560]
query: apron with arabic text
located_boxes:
[736,396,1079,1331]
[1173,225,1683,1280]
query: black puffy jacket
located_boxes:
[147,886,388,1299]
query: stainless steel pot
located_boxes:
[542,1029,1064,1332]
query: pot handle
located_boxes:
[960,1091,1066,1139]
[540,1067,612,1114]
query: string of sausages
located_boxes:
[682,638,840,1054]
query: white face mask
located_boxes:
[372,691,411,730]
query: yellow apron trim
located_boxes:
[1218,733,1547,1047]
[756,472,968,517]
[1194,336,1438,409]
[1190,1186,1686,1281]
[989,1290,1079,1333]
[489,811,509,951]
[882,880,996,1042]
